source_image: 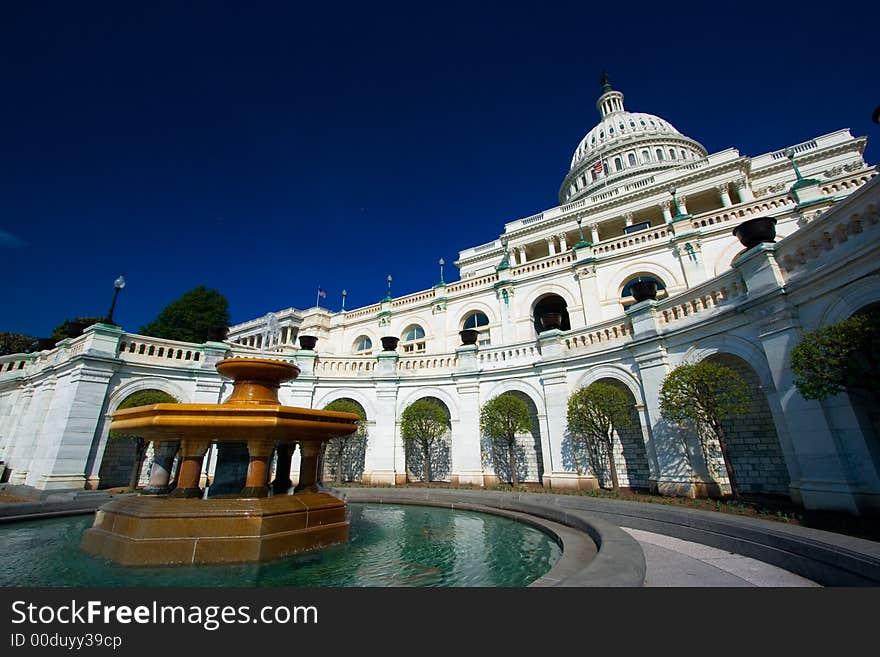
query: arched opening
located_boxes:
[400,396,451,482]
[461,310,491,346]
[322,398,368,484]
[352,335,373,355]
[703,354,791,497]
[620,274,668,310]
[532,294,570,335]
[592,379,649,489]
[98,389,178,490]
[480,390,544,485]
[843,303,880,472]
[400,324,426,353]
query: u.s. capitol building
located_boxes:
[2,77,878,514]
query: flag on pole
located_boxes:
[592,160,603,175]
[317,287,327,299]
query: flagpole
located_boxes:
[316,286,320,308]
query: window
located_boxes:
[614,157,622,172]
[353,335,372,355]
[401,325,426,353]
[641,150,650,163]
[681,149,686,159]
[462,311,491,346]
[669,149,676,160]
[656,149,664,161]
[620,275,668,310]
[628,153,636,166]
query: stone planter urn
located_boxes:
[298,335,318,351]
[381,336,399,351]
[540,312,563,331]
[630,279,658,302]
[459,329,479,345]
[732,216,777,249]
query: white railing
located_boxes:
[654,269,746,328]
[314,357,376,375]
[445,272,498,294]
[592,225,673,256]
[396,355,458,372]
[564,318,632,352]
[117,335,204,365]
[511,252,574,276]
[476,343,539,368]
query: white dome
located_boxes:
[570,111,684,171]
[559,77,708,204]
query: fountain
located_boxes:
[80,357,360,566]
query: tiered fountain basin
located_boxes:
[81,357,360,566]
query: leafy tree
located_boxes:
[790,310,880,404]
[567,383,632,490]
[400,399,449,482]
[323,399,367,484]
[0,332,37,356]
[480,394,531,486]
[659,361,750,496]
[112,389,178,490]
[50,317,106,343]
[140,285,230,344]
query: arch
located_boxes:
[816,275,880,329]
[482,378,546,411]
[480,388,545,484]
[459,309,490,330]
[313,388,377,421]
[397,386,461,422]
[400,394,453,482]
[714,239,748,276]
[606,261,682,298]
[352,334,374,355]
[106,377,188,413]
[681,334,776,390]
[701,353,792,496]
[321,397,369,483]
[532,293,571,333]
[573,364,645,403]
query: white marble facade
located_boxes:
[2,82,879,513]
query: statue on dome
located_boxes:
[600,70,612,93]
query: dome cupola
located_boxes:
[559,73,708,204]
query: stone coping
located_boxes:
[333,487,880,587]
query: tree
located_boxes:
[50,317,106,343]
[790,310,880,404]
[480,394,531,486]
[140,285,230,344]
[567,383,632,491]
[659,361,750,496]
[0,332,36,356]
[111,389,178,490]
[323,399,367,484]
[400,399,449,482]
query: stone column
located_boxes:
[272,442,295,494]
[452,379,484,486]
[718,183,732,207]
[294,441,322,493]
[362,380,399,485]
[574,264,601,325]
[170,439,210,498]
[143,440,180,495]
[624,212,634,227]
[241,438,274,498]
[517,246,527,265]
[589,223,600,244]
[546,237,557,256]
[735,178,755,203]
[660,201,673,223]
[557,233,568,251]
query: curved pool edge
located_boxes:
[332,487,880,587]
[331,487,647,587]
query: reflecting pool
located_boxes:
[0,503,561,587]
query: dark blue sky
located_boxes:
[2,1,877,337]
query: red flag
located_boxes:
[317,288,327,299]
[592,160,604,175]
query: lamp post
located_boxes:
[105,275,125,325]
[341,289,347,312]
[385,275,392,301]
[438,258,445,285]
[784,148,805,181]
[670,188,683,217]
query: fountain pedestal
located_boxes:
[81,358,359,566]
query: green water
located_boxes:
[0,503,561,587]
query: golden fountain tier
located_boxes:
[81,357,360,566]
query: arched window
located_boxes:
[614,157,622,171]
[641,150,650,163]
[401,325,426,353]
[680,149,686,160]
[353,335,372,355]
[628,153,636,166]
[620,275,668,310]
[669,149,676,160]
[462,311,491,346]
[656,149,664,161]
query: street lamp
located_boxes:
[386,274,392,301]
[341,289,347,312]
[670,187,683,217]
[105,275,125,325]
[438,258,445,285]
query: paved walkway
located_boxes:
[622,527,819,587]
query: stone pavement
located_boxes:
[622,527,819,587]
